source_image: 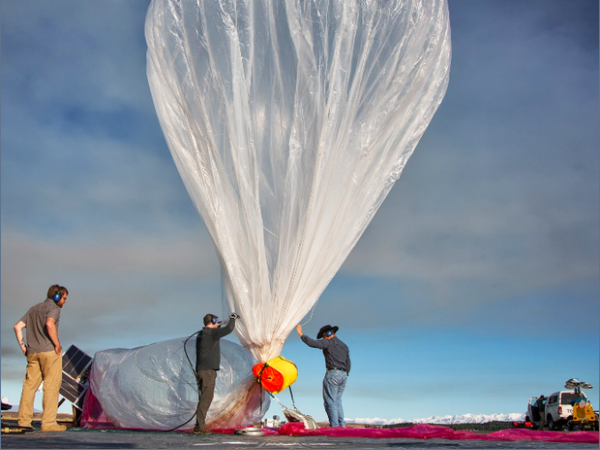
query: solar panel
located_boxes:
[62,345,93,380]
[60,345,93,411]
[60,374,88,409]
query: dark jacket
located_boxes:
[195,319,235,371]
[300,334,351,374]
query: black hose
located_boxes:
[164,330,200,433]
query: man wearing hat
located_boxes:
[296,323,351,427]
[194,312,239,434]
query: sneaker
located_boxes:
[41,423,67,432]
[193,426,212,435]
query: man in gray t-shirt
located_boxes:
[14,284,69,432]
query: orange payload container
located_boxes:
[252,356,298,394]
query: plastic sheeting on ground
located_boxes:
[261,422,598,443]
[80,338,269,431]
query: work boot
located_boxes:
[193,426,212,435]
[17,425,35,432]
[41,423,67,432]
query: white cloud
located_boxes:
[1,0,597,423]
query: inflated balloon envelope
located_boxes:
[102,0,454,429]
[146,0,451,362]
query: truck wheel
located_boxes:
[547,416,555,431]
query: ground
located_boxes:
[1,420,598,450]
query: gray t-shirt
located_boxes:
[20,298,61,354]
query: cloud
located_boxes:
[1,227,223,356]
[1,0,598,420]
[2,126,195,237]
[337,0,599,312]
[1,1,151,112]
[1,0,194,242]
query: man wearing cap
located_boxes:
[194,312,239,435]
[296,324,351,427]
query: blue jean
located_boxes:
[322,369,347,427]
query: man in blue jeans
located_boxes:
[296,324,351,427]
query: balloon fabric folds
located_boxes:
[145,0,451,362]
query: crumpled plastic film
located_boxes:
[145,0,451,362]
[85,338,269,430]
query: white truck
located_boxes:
[540,378,598,431]
[544,389,588,430]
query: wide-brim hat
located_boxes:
[317,325,339,339]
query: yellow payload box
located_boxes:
[252,356,298,394]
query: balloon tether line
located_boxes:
[300,302,318,326]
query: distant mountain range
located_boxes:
[348,413,526,426]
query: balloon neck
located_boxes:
[244,339,286,363]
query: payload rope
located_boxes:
[255,364,318,430]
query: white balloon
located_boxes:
[145,0,451,362]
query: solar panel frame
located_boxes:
[59,345,93,411]
[62,345,93,380]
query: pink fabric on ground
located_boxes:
[80,387,598,444]
[80,387,118,429]
[276,422,599,444]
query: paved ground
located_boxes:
[1,426,598,449]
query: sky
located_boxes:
[1,0,598,424]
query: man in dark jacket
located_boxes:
[296,323,350,427]
[194,312,238,434]
[535,395,546,429]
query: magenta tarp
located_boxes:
[81,384,597,444]
[265,422,599,444]
[80,388,118,430]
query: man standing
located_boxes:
[296,324,350,427]
[535,395,546,429]
[14,284,69,432]
[194,312,239,435]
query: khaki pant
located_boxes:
[18,351,62,427]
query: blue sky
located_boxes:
[1,0,598,423]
